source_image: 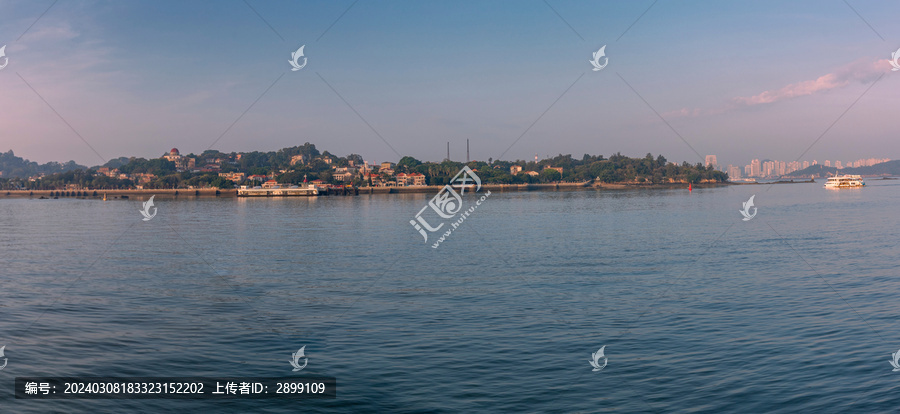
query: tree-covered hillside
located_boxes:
[0,150,85,178]
[0,145,727,190]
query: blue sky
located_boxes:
[1,0,898,168]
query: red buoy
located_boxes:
[689,183,692,192]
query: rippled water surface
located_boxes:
[2,181,899,412]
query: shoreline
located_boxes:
[0,179,818,199]
[0,188,230,199]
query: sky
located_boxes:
[0,0,898,169]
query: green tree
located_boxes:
[209,177,235,189]
[540,169,562,182]
[397,156,422,172]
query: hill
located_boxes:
[0,150,86,179]
[783,160,900,178]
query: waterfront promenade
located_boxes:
[0,181,593,198]
[0,180,803,199]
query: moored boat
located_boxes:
[237,184,320,197]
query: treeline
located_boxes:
[0,150,85,178]
[0,170,239,190]
[396,153,727,184]
[0,169,133,190]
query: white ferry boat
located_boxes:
[824,175,865,189]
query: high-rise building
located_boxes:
[861,158,890,166]
[802,161,810,169]
[835,161,842,169]
[705,155,718,169]
[824,160,831,167]
[744,165,751,176]
[762,160,775,177]
[750,159,761,177]
[727,165,741,180]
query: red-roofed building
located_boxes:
[410,173,426,186]
[163,148,181,162]
[366,173,384,186]
[395,173,426,186]
[162,148,196,171]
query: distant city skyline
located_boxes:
[712,154,892,179]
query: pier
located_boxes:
[237,186,320,197]
[0,188,230,199]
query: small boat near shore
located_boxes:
[824,175,865,189]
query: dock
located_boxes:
[237,186,320,197]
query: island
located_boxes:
[0,144,734,198]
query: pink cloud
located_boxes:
[664,58,893,118]
[732,58,891,107]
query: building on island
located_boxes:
[163,148,181,162]
[394,173,426,186]
[162,148,195,171]
[219,172,246,182]
[366,173,385,186]
[333,167,358,182]
[290,155,306,166]
[133,173,157,184]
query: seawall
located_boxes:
[0,189,233,199]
